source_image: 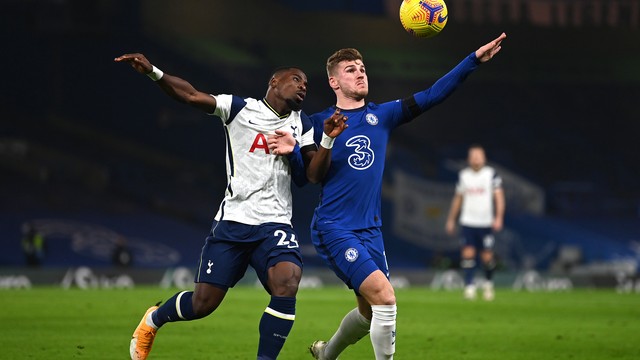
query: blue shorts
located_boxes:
[311,227,389,295]
[460,226,495,250]
[195,220,303,293]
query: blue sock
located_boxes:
[257,296,296,360]
[484,259,496,281]
[152,291,197,327]
[461,258,476,286]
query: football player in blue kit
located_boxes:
[269,33,507,360]
[115,53,347,360]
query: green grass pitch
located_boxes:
[1,286,638,359]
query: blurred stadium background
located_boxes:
[1,0,639,290]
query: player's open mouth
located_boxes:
[296,92,305,101]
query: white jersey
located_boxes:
[455,166,502,227]
[211,94,315,225]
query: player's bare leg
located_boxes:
[358,271,396,359]
[312,271,395,360]
[258,261,301,359]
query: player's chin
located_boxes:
[286,98,303,111]
[355,88,368,99]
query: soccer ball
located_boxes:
[399,0,448,38]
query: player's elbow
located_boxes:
[306,171,324,184]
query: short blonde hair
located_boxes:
[326,48,363,77]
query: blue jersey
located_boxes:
[310,52,480,232]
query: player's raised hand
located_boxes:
[323,109,349,138]
[475,32,506,63]
[268,130,296,156]
[114,53,153,74]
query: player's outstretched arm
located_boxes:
[114,53,216,113]
[475,32,506,63]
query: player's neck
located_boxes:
[336,96,365,110]
[263,97,290,117]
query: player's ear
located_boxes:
[328,76,339,90]
[269,76,278,88]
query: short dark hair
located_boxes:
[270,66,303,79]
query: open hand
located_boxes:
[114,53,153,74]
[268,130,296,156]
[475,33,506,63]
[323,109,349,138]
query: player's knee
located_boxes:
[462,246,476,258]
[483,257,496,271]
[379,293,396,305]
[365,287,396,306]
[267,262,302,297]
[269,275,300,297]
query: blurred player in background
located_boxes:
[446,144,505,301]
[269,33,506,360]
[115,53,345,360]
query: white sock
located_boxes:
[370,304,397,359]
[324,308,371,360]
[145,311,158,330]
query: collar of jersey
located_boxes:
[262,98,290,119]
[334,104,367,113]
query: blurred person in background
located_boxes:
[21,222,46,267]
[446,144,505,301]
[115,52,346,360]
[112,235,133,267]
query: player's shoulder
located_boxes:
[482,165,497,174]
[214,94,251,108]
[370,99,405,109]
[242,96,261,107]
[309,106,335,120]
[460,167,474,175]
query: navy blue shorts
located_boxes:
[195,220,303,292]
[460,226,495,250]
[311,227,389,295]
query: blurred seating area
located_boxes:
[1,0,638,271]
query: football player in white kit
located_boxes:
[115,53,347,360]
[446,144,505,301]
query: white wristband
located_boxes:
[320,132,335,149]
[146,65,164,81]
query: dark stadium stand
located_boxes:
[1,1,638,273]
